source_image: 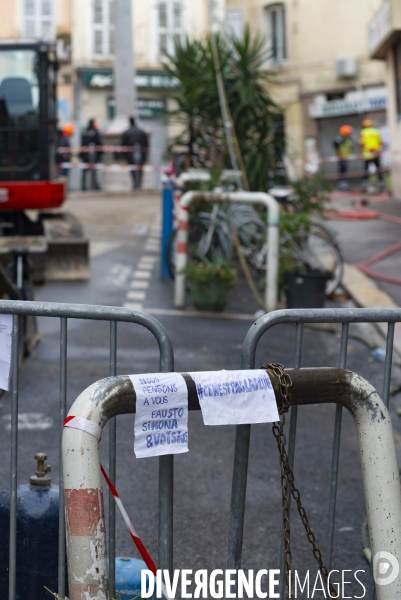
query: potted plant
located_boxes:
[279,211,332,309]
[180,254,236,311]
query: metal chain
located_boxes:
[262,363,338,600]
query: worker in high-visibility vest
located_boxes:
[359,119,384,190]
[333,124,353,189]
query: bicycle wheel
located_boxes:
[166,217,230,278]
[310,218,341,250]
[292,230,344,295]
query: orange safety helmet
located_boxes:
[62,122,75,136]
[362,119,373,128]
[339,124,352,136]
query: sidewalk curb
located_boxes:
[342,263,401,358]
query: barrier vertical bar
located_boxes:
[325,323,349,570]
[382,322,395,408]
[279,323,303,600]
[109,321,117,597]
[226,345,255,581]
[58,317,67,599]
[158,456,174,575]
[226,424,251,572]
[158,330,174,576]
[8,315,19,600]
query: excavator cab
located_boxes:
[0,40,89,286]
[0,40,64,208]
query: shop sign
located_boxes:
[138,99,165,118]
[369,2,391,54]
[82,70,177,89]
[309,94,387,119]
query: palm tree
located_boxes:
[162,26,284,191]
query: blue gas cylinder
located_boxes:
[115,556,149,599]
[0,453,65,599]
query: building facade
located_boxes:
[0,0,391,184]
[369,0,401,196]
[225,0,387,178]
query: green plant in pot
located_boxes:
[180,253,236,312]
[279,211,333,309]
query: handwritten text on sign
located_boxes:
[0,314,12,391]
[130,372,189,458]
[188,369,279,425]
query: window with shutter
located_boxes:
[108,0,115,55]
[22,0,54,40]
[226,9,243,40]
[94,0,103,24]
[157,1,184,58]
[94,30,103,55]
[92,0,115,57]
[41,0,51,17]
[265,4,286,63]
[159,3,168,28]
[173,3,181,30]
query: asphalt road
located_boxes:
[1,191,401,597]
[328,193,401,307]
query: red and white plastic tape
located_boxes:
[63,415,171,599]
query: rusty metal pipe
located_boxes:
[63,368,401,599]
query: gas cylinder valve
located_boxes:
[29,452,51,487]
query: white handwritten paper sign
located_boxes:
[130,372,189,458]
[188,369,279,425]
[0,314,12,391]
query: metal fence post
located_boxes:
[58,317,67,600]
[241,307,401,599]
[8,315,19,600]
[0,299,174,600]
[61,367,401,600]
[173,191,280,311]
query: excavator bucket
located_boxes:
[40,212,90,281]
[46,238,90,281]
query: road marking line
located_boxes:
[140,255,158,262]
[3,413,54,430]
[90,242,121,258]
[130,280,150,289]
[123,302,144,310]
[138,258,156,266]
[126,290,147,300]
[145,308,256,321]
[133,270,152,279]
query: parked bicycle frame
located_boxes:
[167,189,344,296]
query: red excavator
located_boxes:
[0,39,89,354]
[0,38,89,287]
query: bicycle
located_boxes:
[167,190,344,296]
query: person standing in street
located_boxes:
[359,118,384,191]
[121,117,149,190]
[56,122,74,179]
[333,124,353,190]
[80,119,103,191]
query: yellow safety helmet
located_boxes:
[362,119,373,128]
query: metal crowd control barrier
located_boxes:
[173,191,280,312]
[239,307,401,600]
[0,299,173,600]
[62,367,401,600]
